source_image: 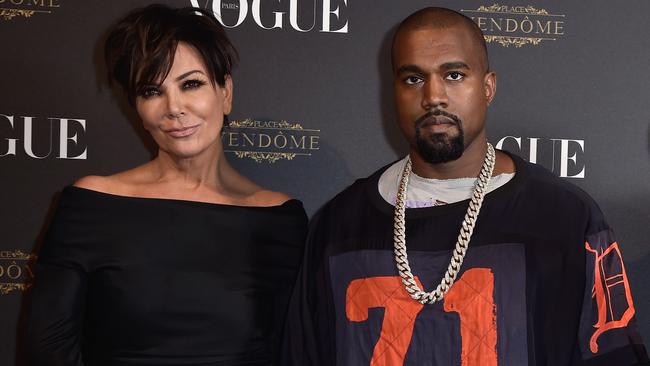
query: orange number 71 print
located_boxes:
[345,268,498,366]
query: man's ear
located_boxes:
[484,71,497,106]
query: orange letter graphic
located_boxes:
[444,268,498,366]
[346,270,498,366]
[585,241,636,354]
[346,276,424,366]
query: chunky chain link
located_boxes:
[393,143,496,304]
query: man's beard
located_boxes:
[414,109,464,164]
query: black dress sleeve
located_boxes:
[281,207,337,366]
[26,197,87,366]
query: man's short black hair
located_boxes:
[391,7,489,72]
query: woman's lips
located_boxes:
[165,125,199,138]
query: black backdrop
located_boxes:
[1,1,649,364]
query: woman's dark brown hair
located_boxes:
[104,4,238,105]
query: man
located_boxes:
[283,7,648,365]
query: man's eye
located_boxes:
[404,76,423,85]
[446,72,464,81]
[183,79,206,90]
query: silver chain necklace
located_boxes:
[393,142,496,304]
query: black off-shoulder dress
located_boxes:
[26,186,308,366]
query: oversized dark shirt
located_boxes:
[283,152,648,366]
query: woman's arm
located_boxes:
[26,201,87,366]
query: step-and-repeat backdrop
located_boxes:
[1,0,649,364]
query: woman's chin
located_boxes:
[159,144,209,161]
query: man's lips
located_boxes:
[418,115,456,128]
[165,125,199,138]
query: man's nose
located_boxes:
[421,78,448,110]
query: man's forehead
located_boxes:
[393,26,481,67]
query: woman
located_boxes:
[26,4,307,365]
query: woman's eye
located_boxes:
[183,79,206,90]
[140,87,161,98]
[446,72,464,81]
[404,76,422,85]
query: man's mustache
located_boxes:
[414,109,462,128]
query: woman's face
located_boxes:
[135,42,232,160]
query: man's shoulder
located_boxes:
[317,161,395,218]
[511,152,608,231]
[515,153,592,201]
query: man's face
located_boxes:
[393,25,495,164]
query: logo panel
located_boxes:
[0,249,36,295]
[0,114,88,160]
[1,0,61,21]
[495,135,585,178]
[222,118,320,163]
[461,4,566,47]
[190,0,349,33]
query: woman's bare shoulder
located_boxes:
[249,189,292,207]
[226,175,292,207]
[73,175,115,192]
[73,166,148,195]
